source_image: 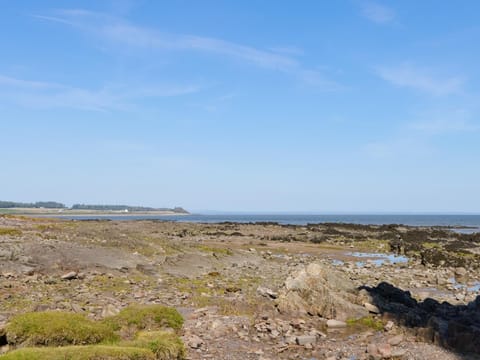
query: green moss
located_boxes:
[196,245,233,256]
[0,345,155,360]
[90,274,130,293]
[121,331,185,360]
[0,228,22,236]
[422,242,442,249]
[6,311,118,347]
[103,305,183,333]
[347,316,384,331]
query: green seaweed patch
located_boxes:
[6,311,118,347]
[103,305,184,333]
[196,245,233,256]
[120,331,185,360]
[0,345,155,360]
[422,242,442,249]
[346,316,384,331]
[0,228,22,237]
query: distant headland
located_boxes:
[0,200,189,215]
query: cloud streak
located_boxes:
[361,2,395,24]
[33,9,340,90]
[376,63,465,96]
[0,74,199,112]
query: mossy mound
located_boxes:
[5,312,118,346]
[104,305,184,333]
[0,345,155,360]
[120,331,185,360]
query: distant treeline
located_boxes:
[72,204,189,213]
[0,200,188,213]
[0,201,66,209]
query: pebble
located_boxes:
[296,335,316,346]
[364,302,380,314]
[326,319,347,328]
[61,271,77,280]
[388,334,404,346]
[377,343,392,358]
[186,334,204,349]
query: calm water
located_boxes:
[56,214,480,231]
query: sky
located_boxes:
[1,1,479,213]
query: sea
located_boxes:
[54,214,480,233]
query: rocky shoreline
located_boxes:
[0,215,479,359]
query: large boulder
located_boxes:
[276,263,367,321]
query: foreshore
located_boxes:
[0,215,479,359]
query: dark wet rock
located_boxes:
[364,282,480,355]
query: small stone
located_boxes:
[388,334,403,346]
[257,286,278,299]
[61,271,77,280]
[101,304,120,318]
[285,336,296,344]
[186,334,204,349]
[326,319,347,328]
[377,343,391,358]
[364,302,380,314]
[384,320,395,331]
[455,267,467,277]
[391,348,407,358]
[367,343,378,355]
[71,303,84,313]
[296,335,316,345]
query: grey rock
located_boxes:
[364,302,380,314]
[61,271,77,280]
[295,335,316,345]
[257,286,278,299]
[388,334,403,346]
[101,304,120,318]
[186,334,204,349]
[326,319,347,328]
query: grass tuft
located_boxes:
[346,316,384,331]
[0,345,155,360]
[121,331,185,360]
[6,311,118,347]
[0,228,22,237]
[103,305,184,333]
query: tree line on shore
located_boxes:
[0,201,188,213]
[0,201,66,209]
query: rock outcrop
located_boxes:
[276,262,368,321]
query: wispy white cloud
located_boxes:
[409,108,479,134]
[361,2,395,24]
[363,107,479,159]
[364,136,434,159]
[376,63,465,96]
[33,9,340,90]
[0,74,64,89]
[0,74,199,112]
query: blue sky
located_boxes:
[1,1,479,213]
